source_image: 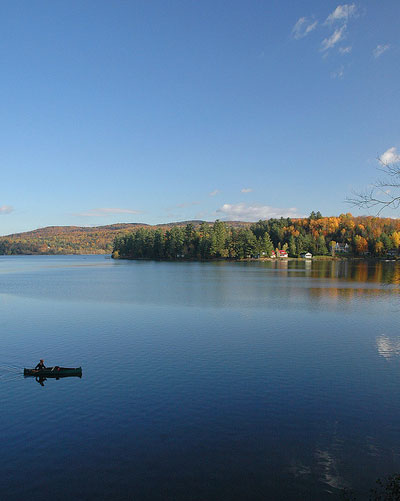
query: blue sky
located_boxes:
[0,0,399,235]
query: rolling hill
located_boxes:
[0,221,250,255]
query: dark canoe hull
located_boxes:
[24,367,82,377]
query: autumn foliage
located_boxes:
[1,214,400,258]
[113,213,400,260]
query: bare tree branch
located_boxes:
[346,153,400,214]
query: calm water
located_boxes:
[1,256,400,500]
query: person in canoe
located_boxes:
[35,359,46,371]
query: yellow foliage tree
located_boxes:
[391,231,400,249]
[374,241,384,255]
[354,235,368,254]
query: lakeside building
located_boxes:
[300,252,312,259]
[335,243,350,253]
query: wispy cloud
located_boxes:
[292,17,318,39]
[75,208,142,217]
[241,188,253,193]
[167,201,200,210]
[194,211,209,220]
[209,189,220,197]
[0,205,13,215]
[217,203,301,221]
[379,147,400,165]
[373,44,391,58]
[293,4,358,74]
[325,4,357,24]
[331,65,345,79]
[321,25,347,51]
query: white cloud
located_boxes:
[0,205,13,214]
[379,147,400,165]
[292,17,318,39]
[217,203,301,221]
[373,44,391,58]
[331,65,345,79]
[76,208,142,217]
[321,25,347,51]
[339,46,352,54]
[209,189,220,197]
[325,4,357,23]
[241,188,253,193]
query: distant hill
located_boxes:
[0,223,148,255]
[0,220,251,255]
[156,220,251,228]
[4,223,148,238]
[0,220,253,255]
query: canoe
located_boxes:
[24,367,82,377]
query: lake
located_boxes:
[1,255,400,500]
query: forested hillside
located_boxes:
[113,214,400,260]
[0,223,147,255]
[2,214,400,258]
[0,220,242,255]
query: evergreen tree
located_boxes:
[250,220,269,239]
[199,222,211,259]
[110,214,400,261]
[259,232,274,257]
[153,229,165,259]
[296,234,306,256]
[210,220,228,257]
[316,235,328,255]
[234,229,257,258]
[288,235,297,257]
[184,224,195,257]
[381,233,393,251]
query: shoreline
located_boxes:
[0,253,397,263]
[112,254,399,263]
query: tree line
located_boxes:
[1,214,399,257]
[112,213,400,260]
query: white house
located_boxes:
[301,252,312,259]
[335,243,349,253]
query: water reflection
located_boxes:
[25,373,83,386]
[0,258,398,314]
[35,376,46,386]
[1,256,399,500]
[315,449,347,491]
[32,375,81,386]
[376,335,400,359]
[308,286,397,305]
[267,259,400,285]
